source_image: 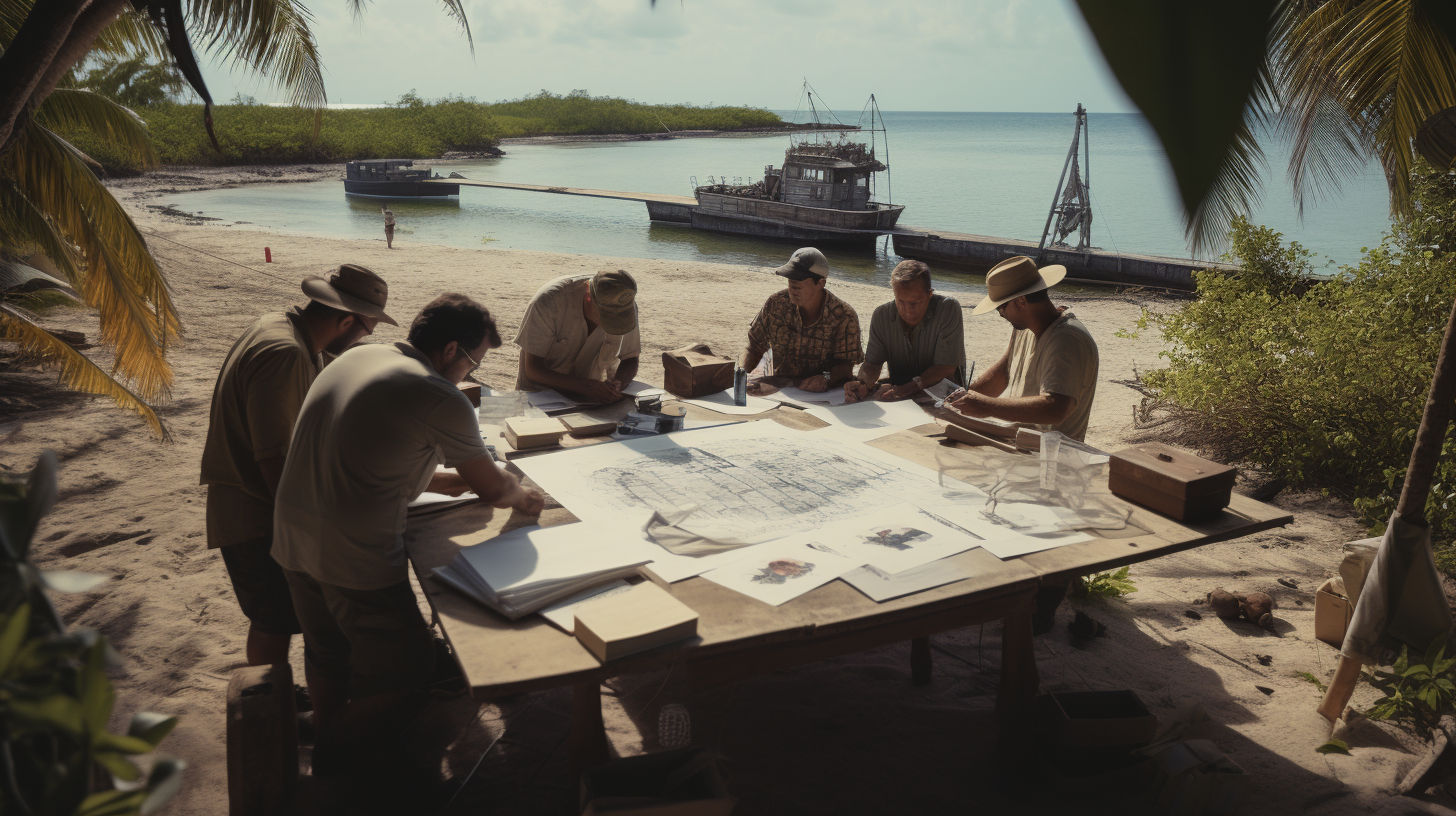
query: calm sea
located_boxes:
[158,110,1393,295]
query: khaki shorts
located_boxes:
[283,569,434,698]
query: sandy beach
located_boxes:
[0,166,1440,815]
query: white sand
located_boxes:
[0,166,1437,814]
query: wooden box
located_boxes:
[662,344,734,399]
[503,417,567,450]
[1108,443,1236,522]
[574,581,698,662]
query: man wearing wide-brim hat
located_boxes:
[742,247,864,392]
[201,263,396,667]
[947,255,1099,442]
[515,270,641,404]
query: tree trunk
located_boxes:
[31,0,132,119]
[0,0,91,155]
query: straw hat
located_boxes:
[301,264,398,325]
[971,256,1066,315]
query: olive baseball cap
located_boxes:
[590,269,638,336]
[775,247,830,281]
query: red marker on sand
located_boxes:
[264,247,272,263]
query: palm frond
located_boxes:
[90,7,171,61]
[0,177,84,286]
[33,89,157,170]
[2,121,182,400]
[1278,0,1456,217]
[188,0,327,109]
[436,0,473,55]
[0,302,168,439]
[1186,61,1273,254]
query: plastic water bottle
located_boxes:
[733,365,747,406]
[658,704,691,748]
[1040,431,1064,491]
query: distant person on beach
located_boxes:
[514,270,641,403]
[381,205,395,249]
[200,264,396,667]
[948,255,1098,442]
[844,259,965,403]
[272,293,544,775]
[742,247,863,393]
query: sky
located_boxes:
[198,0,1135,113]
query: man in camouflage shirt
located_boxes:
[741,247,863,393]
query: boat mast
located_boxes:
[1037,103,1093,253]
[863,93,891,207]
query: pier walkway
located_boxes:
[422,177,695,206]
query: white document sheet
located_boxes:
[675,388,778,416]
[808,503,983,574]
[526,389,582,413]
[407,491,478,515]
[536,579,634,633]
[806,400,937,441]
[452,523,649,595]
[515,422,986,548]
[842,561,971,603]
[921,497,1092,559]
[700,538,861,606]
[622,381,667,397]
[764,386,848,409]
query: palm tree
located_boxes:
[1073,0,1456,254]
[0,0,470,438]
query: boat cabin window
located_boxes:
[786,166,801,179]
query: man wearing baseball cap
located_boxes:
[742,247,864,393]
[515,270,641,404]
[948,255,1098,441]
[201,263,397,667]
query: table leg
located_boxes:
[911,636,932,685]
[997,593,1039,757]
[569,680,609,778]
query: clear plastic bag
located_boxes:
[940,432,1131,534]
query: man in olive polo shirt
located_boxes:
[515,269,640,404]
[742,247,863,393]
[200,264,395,667]
[845,260,966,402]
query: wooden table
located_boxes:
[405,402,1293,773]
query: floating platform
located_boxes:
[422,178,1229,291]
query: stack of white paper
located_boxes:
[432,524,651,620]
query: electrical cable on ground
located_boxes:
[142,229,296,286]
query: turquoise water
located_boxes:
[159,110,1393,294]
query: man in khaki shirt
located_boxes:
[514,270,641,404]
[200,264,397,666]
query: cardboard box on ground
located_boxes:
[580,748,734,816]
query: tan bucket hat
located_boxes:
[971,256,1067,315]
[301,264,398,325]
[590,269,638,336]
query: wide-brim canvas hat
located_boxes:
[302,263,398,325]
[972,256,1067,315]
[775,247,830,281]
[591,269,638,336]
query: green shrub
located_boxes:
[59,90,782,174]
[1133,165,1456,562]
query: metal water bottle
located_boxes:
[733,365,748,406]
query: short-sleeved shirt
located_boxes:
[272,343,487,590]
[382,210,396,226]
[1002,311,1098,442]
[863,294,966,386]
[513,275,642,391]
[200,310,319,549]
[746,289,864,379]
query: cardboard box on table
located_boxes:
[662,344,734,399]
[581,748,734,816]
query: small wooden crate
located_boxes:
[662,344,734,399]
[1108,442,1236,521]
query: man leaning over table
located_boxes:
[514,269,641,404]
[201,264,394,668]
[947,255,1098,443]
[742,246,864,393]
[844,259,965,403]
[272,293,545,775]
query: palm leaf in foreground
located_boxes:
[0,302,167,439]
[33,88,158,170]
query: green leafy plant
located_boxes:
[1316,738,1352,755]
[0,452,183,815]
[1295,671,1328,693]
[1361,637,1456,728]
[1069,566,1137,600]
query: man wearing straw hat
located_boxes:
[201,264,397,668]
[949,255,1098,442]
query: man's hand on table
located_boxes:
[947,390,991,417]
[874,382,914,402]
[797,374,830,393]
[843,381,879,403]
[576,379,623,404]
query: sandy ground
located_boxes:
[1,166,1448,815]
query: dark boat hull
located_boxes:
[343,180,459,198]
[687,191,904,245]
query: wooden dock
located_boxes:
[424,178,1229,291]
